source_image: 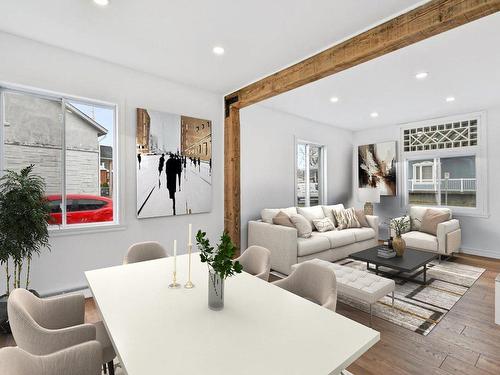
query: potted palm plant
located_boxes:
[0,165,51,333]
[196,230,242,310]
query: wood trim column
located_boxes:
[224,103,241,252]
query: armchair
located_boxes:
[235,245,271,281]
[8,288,116,374]
[391,206,461,257]
[0,341,103,375]
[272,262,337,311]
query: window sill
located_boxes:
[48,222,126,237]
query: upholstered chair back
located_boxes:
[236,245,271,281]
[0,342,102,375]
[8,288,91,356]
[409,206,451,230]
[124,241,168,264]
[273,262,337,311]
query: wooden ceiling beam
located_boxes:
[226,0,500,108]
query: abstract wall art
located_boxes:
[358,141,397,196]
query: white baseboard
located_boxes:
[459,247,500,260]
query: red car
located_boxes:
[47,194,113,225]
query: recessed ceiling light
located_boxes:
[370,112,379,118]
[212,46,225,56]
[446,96,456,102]
[415,72,429,80]
[93,0,110,6]
[330,97,339,103]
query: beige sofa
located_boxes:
[248,204,379,275]
[391,206,461,258]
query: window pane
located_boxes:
[296,143,306,207]
[309,145,320,206]
[408,159,438,205]
[3,91,63,226]
[65,102,114,224]
[440,156,476,207]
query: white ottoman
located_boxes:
[292,259,395,325]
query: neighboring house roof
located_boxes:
[100,145,113,160]
[67,103,108,136]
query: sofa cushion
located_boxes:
[402,231,438,252]
[297,206,325,227]
[297,233,331,256]
[316,230,356,248]
[290,214,312,238]
[409,206,451,231]
[346,228,376,242]
[261,207,297,224]
[420,209,450,236]
[321,204,345,226]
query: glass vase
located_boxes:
[208,269,224,311]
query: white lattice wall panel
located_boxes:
[403,119,478,152]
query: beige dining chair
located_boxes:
[8,288,116,374]
[272,262,337,311]
[235,245,271,281]
[0,341,102,375]
[123,241,168,264]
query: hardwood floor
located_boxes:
[1,254,499,374]
[343,254,500,375]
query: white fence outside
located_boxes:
[408,178,476,192]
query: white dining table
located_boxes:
[86,254,379,375]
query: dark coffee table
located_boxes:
[349,246,438,285]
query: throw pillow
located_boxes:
[321,204,344,227]
[420,209,449,236]
[312,217,335,232]
[355,209,370,228]
[334,208,361,230]
[261,207,297,224]
[289,214,313,238]
[297,206,325,228]
[272,211,295,228]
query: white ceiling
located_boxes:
[262,12,500,131]
[0,0,425,94]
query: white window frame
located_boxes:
[294,138,327,207]
[0,82,121,232]
[400,112,488,218]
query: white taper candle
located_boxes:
[188,224,192,246]
[173,240,177,273]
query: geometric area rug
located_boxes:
[335,258,485,336]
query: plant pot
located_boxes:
[0,294,11,334]
[393,236,406,257]
[208,270,224,311]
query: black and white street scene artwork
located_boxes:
[136,108,212,218]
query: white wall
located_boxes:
[352,108,500,259]
[240,105,353,249]
[0,32,224,296]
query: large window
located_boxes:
[402,113,486,216]
[0,86,117,229]
[407,156,476,207]
[296,141,325,207]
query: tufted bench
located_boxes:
[291,258,395,325]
